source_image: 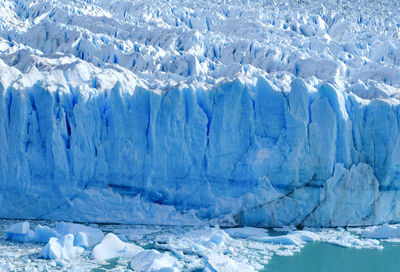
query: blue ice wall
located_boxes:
[1,77,400,227]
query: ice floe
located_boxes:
[5,222,34,243]
[40,234,84,262]
[361,224,400,239]
[54,222,104,248]
[91,233,143,261]
[130,249,179,272]
[3,220,400,271]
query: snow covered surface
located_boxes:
[2,220,400,271]
[1,0,400,227]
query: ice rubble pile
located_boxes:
[5,221,400,271]
[361,224,400,239]
[1,0,400,227]
[5,222,103,248]
[4,221,180,271]
[5,221,396,271]
[1,0,400,91]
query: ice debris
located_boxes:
[40,234,84,262]
[54,222,104,248]
[5,221,104,248]
[33,226,58,244]
[5,222,34,243]
[1,221,398,271]
[224,227,269,239]
[91,233,143,261]
[361,224,400,239]
[130,249,179,272]
[318,228,382,249]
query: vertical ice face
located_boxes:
[1,0,400,226]
[1,74,400,227]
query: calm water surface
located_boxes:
[263,242,400,272]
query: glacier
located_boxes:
[1,0,400,227]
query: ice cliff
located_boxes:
[1,0,400,227]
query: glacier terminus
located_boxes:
[0,0,400,228]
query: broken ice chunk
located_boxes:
[91,233,143,261]
[55,222,104,248]
[5,222,34,243]
[130,249,179,272]
[40,234,83,261]
[34,225,59,244]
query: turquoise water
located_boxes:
[91,258,120,272]
[263,242,400,272]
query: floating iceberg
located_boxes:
[54,222,104,248]
[91,233,143,261]
[247,231,319,246]
[291,231,321,242]
[40,234,84,261]
[361,224,400,239]
[4,221,103,248]
[4,222,34,243]
[224,227,269,239]
[33,225,59,244]
[0,220,395,271]
[130,250,179,272]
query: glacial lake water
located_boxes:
[263,242,400,272]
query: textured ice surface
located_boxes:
[33,225,59,244]
[251,231,320,246]
[92,233,143,261]
[361,224,400,239]
[5,222,34,243]
[40,234,84,262]
[1,220,399,272]
[1,0,400,227]
[224,227,270,239]
[54,222,104,248]
[5,221,104,249]
[130,250,179,272]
